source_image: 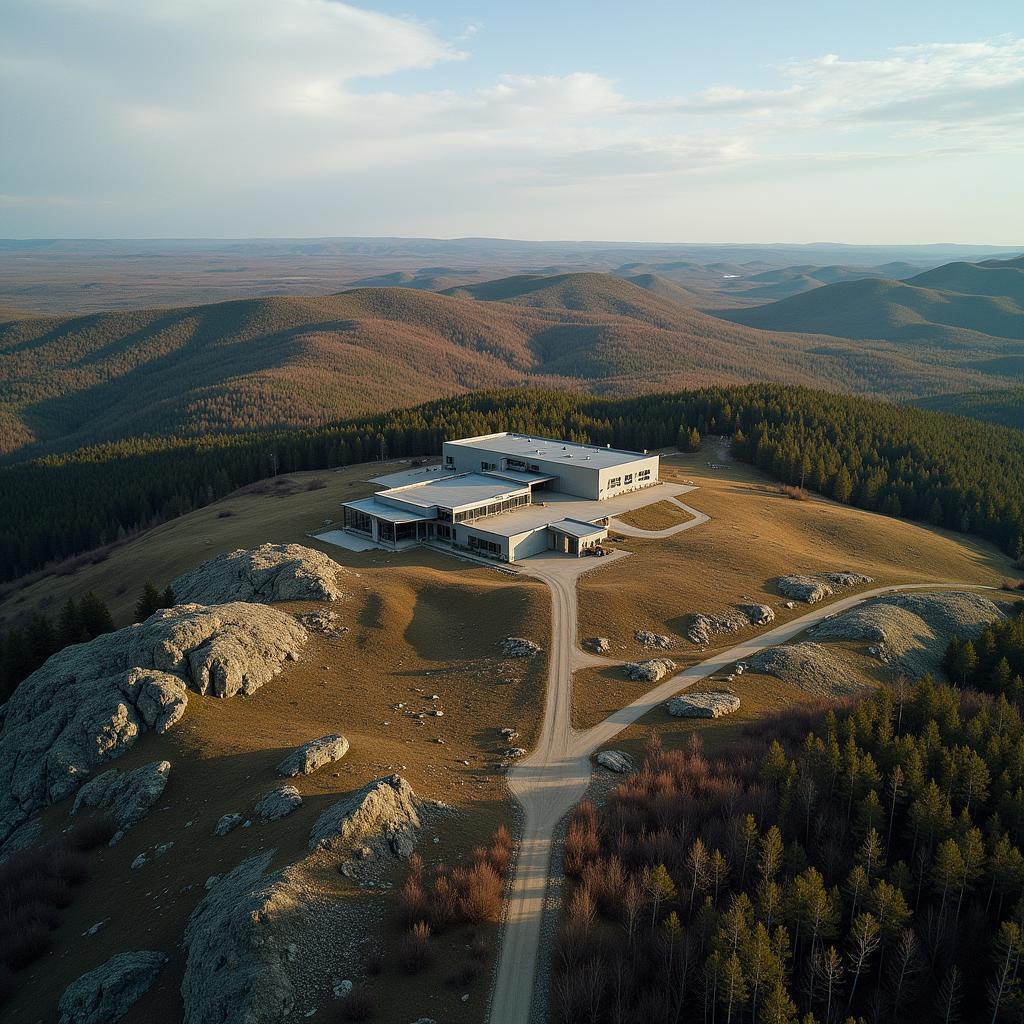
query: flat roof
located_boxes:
[342,496,433,523]
[484,468,557,485]
[549,518,609,539]
[446,432,653,471]
[380,472,528,511]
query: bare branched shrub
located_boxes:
[399,921,433,974]
[339,983,376,1021]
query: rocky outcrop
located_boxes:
[635,630,672,649]
[309,775,421,858]
[255,786,303,822]
[587,637,611,654]
[666,692,740,718]
[502,637,541,657]
[686,612,748,645]
[59,950,167,1024]
[214,813,244,837]
[181,850,309,1024]
[738,603,775,626]
[746,642,866,697]
[596,750,634,773]
[72,761,170,831]
[810,591,1001,679]
[624,658,676,682]
[172,543,348,606]
[0,602,306,843]
[776,572,873,604]
[277,735,350,777]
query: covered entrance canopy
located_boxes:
[547,518,608,556]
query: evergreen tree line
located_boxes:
[556,675,1024,1023]
[945,608,1024,698]
[0,581,173,703]
[1,385,1022,583]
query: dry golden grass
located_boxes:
[572,452,1012,730]
[3,467,549,1024]
[616,498,694,531]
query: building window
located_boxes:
[468,536,502,558]
[481,461,496,471]
[444,455,454,466]
[624,473,633,485]
[344,508,374,535]
[608,476,621,488]
[638,469,651,481]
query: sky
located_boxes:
[1,0,1023,242]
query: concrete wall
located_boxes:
[507,526,552,561]
[598,455,660,498]
[453,523,511,561]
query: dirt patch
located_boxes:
[745,641,868,697]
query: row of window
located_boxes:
[468,536,502,557]
[456,492,529,523]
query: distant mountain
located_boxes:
[912,388,1024,431]
[2,272,1018,460]
[715,254,1024,349]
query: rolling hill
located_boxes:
[715,253,1024,351]
[912,387,1024,431]
[2,272,1020,460]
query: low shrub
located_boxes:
[780,484,809,500]
[399,921,433,974]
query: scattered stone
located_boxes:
[596,750,634,773]
[254,786,303,822]
[588,637,611,654]
[746,642,866,697]
[738,603,775,626]
[154,841,174,857]
[172,543,349,605]
[332,979,353,999]
[0,601,307,844]
[499,727,519,739]
[72,761,170,832]
[501,637,541,657]
[504,747,527,759]
[204,875,220,890]
[109,830,124,846]
[623,658,676,682]
[214,813,243,837]
[635,630,672,649]
[82,920,107,937]
[58,950,167,1024]
[277,735,350,777]
[686,612,749,645]
[666,692,741,718]
[296,610,347,638]
[130,854,148,870]
[309,775,421,859]
[821,572,874,588]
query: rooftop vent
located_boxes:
[606,443,611,449]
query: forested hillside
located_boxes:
[912,389,1024,432]
[1,386,1022,583]
[2,274,1018,459]
[556,677,1024,1022]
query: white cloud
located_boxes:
[0,4,1021,238]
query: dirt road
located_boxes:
[488,558,993,1024]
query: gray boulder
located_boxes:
[72,760,170,831]
[214,813,244,837]
[254,786,303,821]
[821,572,874,588]
[776,575,834,604]
[0,602,306,844]
[309,775,421,858]
[501,637,541,657]
[624,658,676,682]
[181,851,309,1024]
[738,603,775,626]
[588,637,611,654]
[635,630,672,649]
[666,692,740,718]
[172,543,348,606]
[277,735,350,777]
[685,612,749,645]
[59,950,167,1024]
[596,750,634,773]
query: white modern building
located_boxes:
[340,432,660,562]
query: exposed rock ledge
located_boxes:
[0,602,306,844]
[666,692,740,718]
[59,950,167,1024]
[172,543,349,606]
[72,760,170,832]
[309,775,421,859]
